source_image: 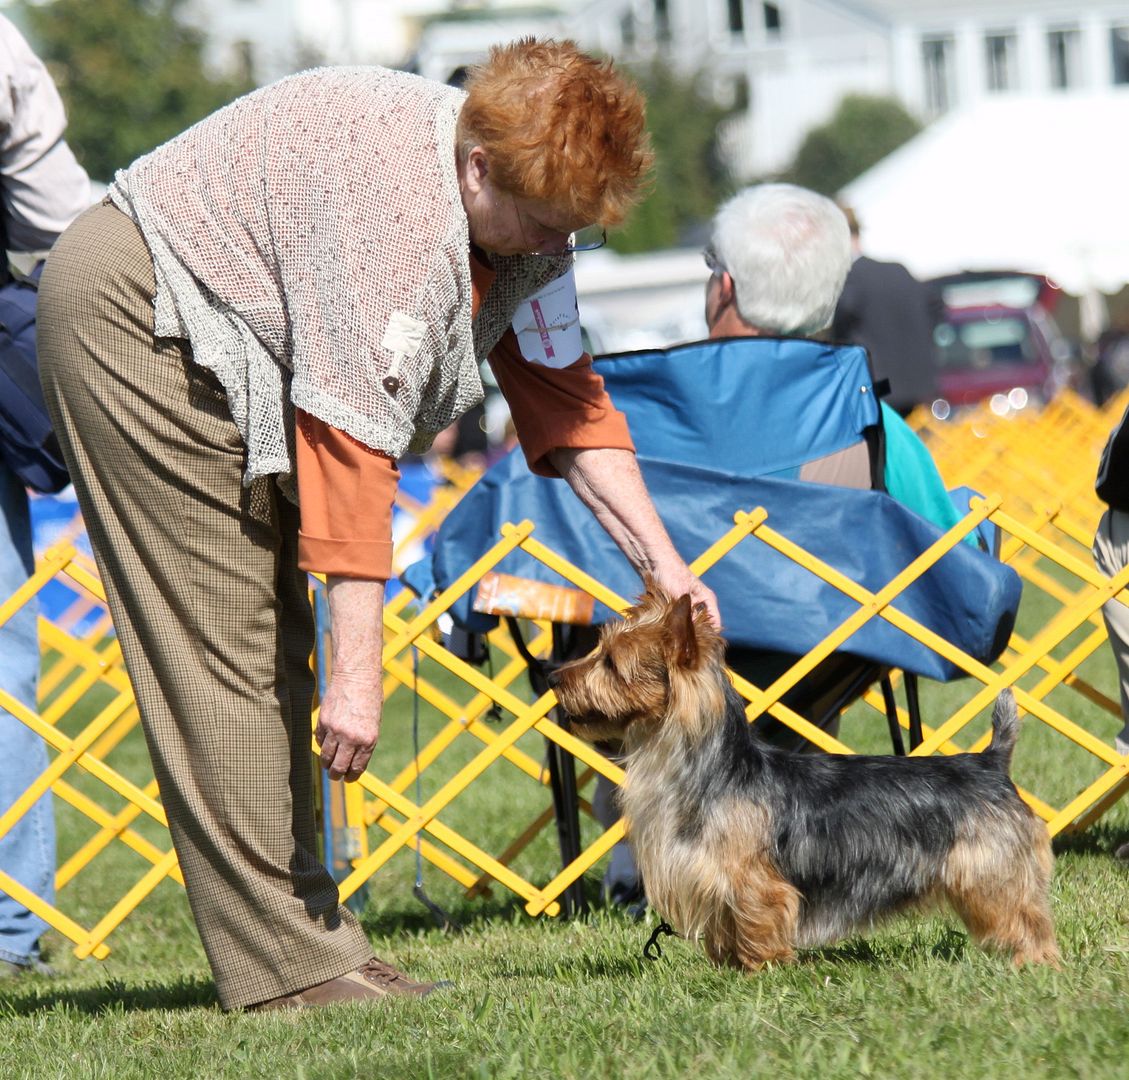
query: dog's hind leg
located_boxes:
[945,824,1060,967]
[715,855,801,971]
[949,886,1060,967]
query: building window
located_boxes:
[654,0,671,43]
[1047,28,1080,89]
[727,0,744,35]
[620,10,636,49]
[764,2,782,35]
[1112,26,1129,84]
[985,33,1017,91]
[922,36,954,114]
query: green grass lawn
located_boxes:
[3,603,1129,1079]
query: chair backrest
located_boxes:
[590,336,881,485]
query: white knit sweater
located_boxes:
[110,66,570,493]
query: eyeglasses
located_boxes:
[510,193,607,256]
[529,224,608,256]
[703,246,726,275]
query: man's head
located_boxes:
[457,38,653,256]
[704,184,851,338]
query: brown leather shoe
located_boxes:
[250,957,444,1011]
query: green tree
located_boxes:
[18,0,253,182]
[786,94,921,197]
[611,63,734,254]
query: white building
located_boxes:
[127,3,1129,179]
[179,1,569,84]
[566,0,1129,178]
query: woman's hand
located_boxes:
[648,556,722,629]
[320,576,386,782]
[316,669,382,782]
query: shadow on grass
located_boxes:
[359,876,609,938]
[1052,822,1129,857]
[805,927,971,967]
[360,892,530,938]
[0,974,218,1015]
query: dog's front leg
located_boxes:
[711,857,802,971]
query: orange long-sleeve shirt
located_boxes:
[296,254,634,580]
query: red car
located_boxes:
[928,273,1075,418]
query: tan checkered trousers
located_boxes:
[37,201,373,1010]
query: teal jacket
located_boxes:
[881,403,973,544]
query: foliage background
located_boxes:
[785,93,922,198]
[18,0,252,182]
[611,62,736,253]
[11,4,921,248]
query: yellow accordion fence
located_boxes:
[1,388,1128,960]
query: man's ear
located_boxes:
[717,269,737,309]
[666,593,699,669]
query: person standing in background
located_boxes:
[0,12,91,977]
[1091,401,1129,860]
[832,206,942,417]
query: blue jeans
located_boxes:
[0,459,54,966]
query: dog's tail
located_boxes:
[986,688,1020,769]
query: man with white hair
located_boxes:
[706,183,850,340]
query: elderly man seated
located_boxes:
[701,183,959,530]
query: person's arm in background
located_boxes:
[924,278,947,328]
[0,15,90,254]
[489,267,721,625]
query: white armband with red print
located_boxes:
[511,268,585,369]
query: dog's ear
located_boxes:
[666,593,699,669]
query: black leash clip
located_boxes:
[643,920,677,961]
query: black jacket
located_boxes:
[832,255,942,412]
[1097,400,1129,512]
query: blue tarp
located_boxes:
[403,338,1021,683]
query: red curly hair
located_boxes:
[456,38,653,227]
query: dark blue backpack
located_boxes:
[0,262,70,493]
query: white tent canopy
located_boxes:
[841,91,1129,300]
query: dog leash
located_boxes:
[643,920,678,961]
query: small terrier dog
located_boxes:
[550,584,1059,970]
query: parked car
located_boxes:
[927,272,1075,419]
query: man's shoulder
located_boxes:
[852,255,915,280]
